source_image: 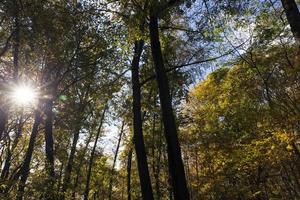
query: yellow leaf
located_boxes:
[286,144,293,151]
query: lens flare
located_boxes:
[10,85,37,106]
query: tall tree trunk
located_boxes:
[17,109,42,200]
[127,148,133,200]
[149,12,190,200]
[1,141,12,180]
[61,127,80,196]
[281,0,300,42]
[45,98,55,177]
[61,99,92,197]
[184,147,192,199]
[72,133,93,199]
[153,117,162,200]
[108,121,125,200]
[43,61,56,183]
[1,115,23,179]
[62,102,88,197]
[163,151,174,200]
[151,113,162,200]
[131,39,154,200]
[44,97,55,199]
[84,106,107,200]
[0,109,7,141]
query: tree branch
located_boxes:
[141,42,246,86]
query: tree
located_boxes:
[281,0,300,43]
[84,105,107,200]
[1,0,300,199]
[182,45,300,198]
[148,2,190,199]
[131,39,155,200]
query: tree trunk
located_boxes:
[131,39,155,200]
[84,106,107,200]
[17,109,42,200]
[44,97,55,199]
[0,109,7,140]
[108,121,125,200]
[149,12,190,200]
[151,113,162,200]
[281,0,300,42]
[61,127,80,196]
[127,148,133,200]
[1,115,23,179]
[72,133,93,199]
[44,98,55,175]
[153,117,162,200]
[1,143,12,180]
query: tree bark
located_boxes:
[45,98,55,175]
[72,133,93,199]
[131,39,154,200]
[153,116,162,200]
[149,12,190,200]
[17,109,42,200]
[281,0,300,42]
[61,127,80,196]
[1,115,23,179]
[127,148,133,200]
[108,121,125,200]
[44,97,55,199]
[84,106,107,200]
[0,109,7,140]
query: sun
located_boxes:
[10,85,38,106]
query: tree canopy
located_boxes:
[0,0,299,199]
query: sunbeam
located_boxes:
[10,84,38,106]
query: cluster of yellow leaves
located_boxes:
[181,51,300,198]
